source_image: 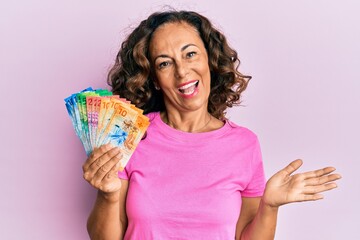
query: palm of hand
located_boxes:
[263,159,341,208]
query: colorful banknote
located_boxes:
[65,88,149,169]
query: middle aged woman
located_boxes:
[83,10,341,239]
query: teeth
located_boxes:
[178,81,198,90]
[178,81,199,95]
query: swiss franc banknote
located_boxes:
[65,87,149,170]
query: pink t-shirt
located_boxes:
[118,112,265,239]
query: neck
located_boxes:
[161,111,213,133]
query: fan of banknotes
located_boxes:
[64,87,149,170]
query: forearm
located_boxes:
[240,199,279,240]
[87,190,126,240]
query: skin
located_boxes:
[149,22,224,132]
[84,22,342,240]
[83,144,128,239]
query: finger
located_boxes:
[82,143,114,172]
[302,194,324,201]
[83,147,120,181]
[88,147,120,172]
[282,159,303,175]
[102,160,123,181]
[105,168,121,180]
[302,166,337,179]
[303,182,338,195]
[305,173,342,186]
[102,153,122,178]
[110,159,122,172]
[91,152,122,187]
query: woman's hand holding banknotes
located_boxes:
[82,144,123,200]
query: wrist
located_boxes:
[98,190,121,203]
[261,186,283,209]
[260,198,280,212]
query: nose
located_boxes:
[175,61,189,79]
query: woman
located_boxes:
[82,10,341,239]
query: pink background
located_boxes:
[1,1,359,239]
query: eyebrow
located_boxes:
[153,43,198,62]
[181,43,197,51]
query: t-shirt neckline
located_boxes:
[150,112,232,141]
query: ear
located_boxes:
[150,72,160,90]
[153,81,161,90]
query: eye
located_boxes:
[186,51,197,58]
[158,61,170,69]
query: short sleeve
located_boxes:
[241,138,266,197]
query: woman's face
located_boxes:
[149,22,211,114]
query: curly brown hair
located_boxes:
[108,10,251,120]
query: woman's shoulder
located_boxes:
[144,111,160,121]
[225,119,259,141]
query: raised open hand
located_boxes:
[82,144,123,194]
[263,159,341,208]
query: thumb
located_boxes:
[282,159,303,175]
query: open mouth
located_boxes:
[178,80,199,95]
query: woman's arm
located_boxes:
[236,198,278,240]
[82,144,129,239]
[87,181,129,240]
[237,159,341,240]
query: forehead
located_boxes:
[149,22,205,54]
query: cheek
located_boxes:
[157,74,177,93]
[155,72,169,86]
[200,64,211,84]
